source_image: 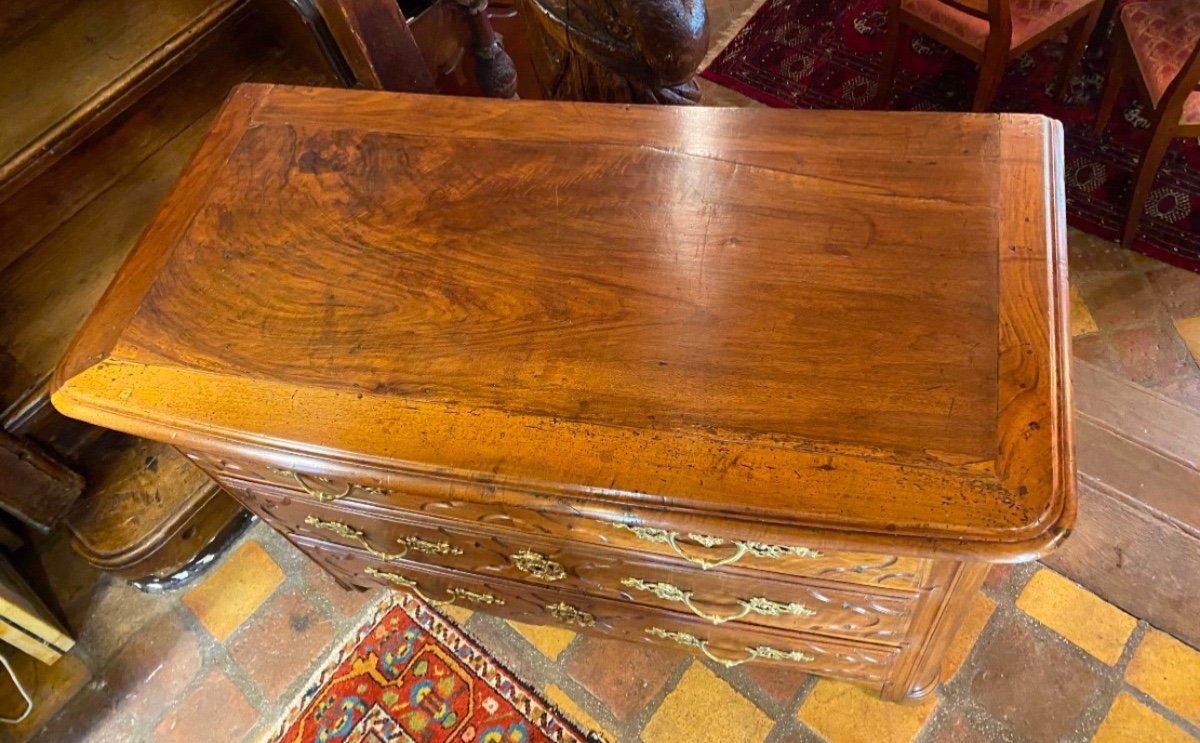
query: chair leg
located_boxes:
[1123,124,1174,248]
[973,48,1007,112]
[1095,36,1128,134]
[1056,6,1103,99]
[875,5,904,109]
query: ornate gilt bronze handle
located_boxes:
[269,467,384,503]
[364,567,505,607]
[303,516,462,563]
[545,601,595,627]
[621,578,815,625]
[613,524,822,570]
[512,550,566,582]
[645,627,813,668]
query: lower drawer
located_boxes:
[295,535,901,687]
[228,479,917,642]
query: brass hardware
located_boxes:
[364,567,504,606]
[621,578,815,625]
[303,516,462,563]
[613,524,822,570]
[402,536,463,556]
[545,602,595,627]
[512,550,566,582]
[644,627,813,668]
[446,587,505,605]
[268,466,385,502]
[364,566,419,588]
[303,516,407,562]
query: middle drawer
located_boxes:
[225,478,916,642]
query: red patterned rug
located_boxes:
[702,0,1200,272]
[270,595,597,743]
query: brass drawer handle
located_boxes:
[268,467,384,502]
[645,627,813,668]
[512,550,566,582]
[613,524,822,570]
[545,601,595,627]
[303,516,462,562]
[364,567,505,607]
[621,578,815,625]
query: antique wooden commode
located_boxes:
[53,85,1074,702]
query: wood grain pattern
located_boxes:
[54,86,1073,559]
[51,87,1073,700]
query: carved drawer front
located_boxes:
[297,535,902,687]
[188,449,929,591]
[224,478,918,641]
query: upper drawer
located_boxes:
[225,478,917,642]
[187,448,930,591]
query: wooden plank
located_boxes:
[1074,358,1200,473]
[1043,480,1200,648]
[0,556,73,664]
[0,0,248,199]
[0,13,279,275]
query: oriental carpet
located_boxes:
[269,595,598,743]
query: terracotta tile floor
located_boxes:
[7,4,1200,740]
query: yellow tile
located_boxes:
[439,605,474,625]
[182,540,284,640]
[545,684,612,742]
[508,620,575,660]
[1070,286,1099,336]
[798,679,937,743]
[1015,569,1136,665]
[1125,629,1200,727]
[1175,317,1200,365]
[1094,693,1194,743]
[941,590,996,682]
[642,662,773,743]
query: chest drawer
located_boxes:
[298,535,901,687]
[189,449,930,591]
[226,479,918,641]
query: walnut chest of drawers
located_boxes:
[52,85,1074,702]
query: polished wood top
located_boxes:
[53,85,1074,559]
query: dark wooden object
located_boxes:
[877,0,1105,112]
[517,0,708,102]
[314,0,516,97]
[53,87,1074,701]
[0,431,82,530]
[1043,359,1200,648]
[1094,2,1200,249]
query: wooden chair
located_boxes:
[1094,0,1200,249]
[877,0,1107,112]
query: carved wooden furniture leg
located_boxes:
[455,0,520,98]
[518,0,709,103]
